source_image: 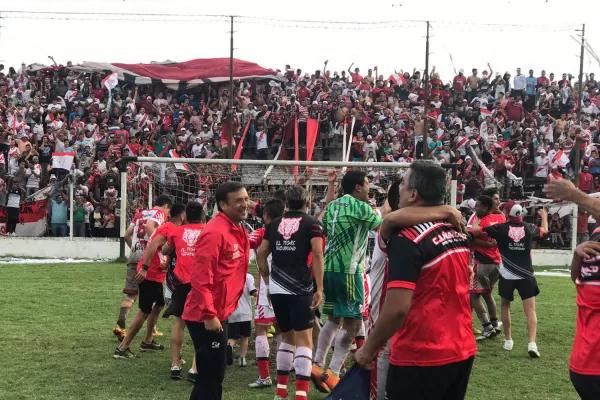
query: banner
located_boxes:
[231,119,252,172]
[0,186,51,237]
[294,118,299,183]
[168,150,190,172]
[51,152,75,171]
[306,118,319,162]
[102,72,119,108]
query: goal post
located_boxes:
[119,156,458,258]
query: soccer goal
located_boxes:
[118,157,458,257]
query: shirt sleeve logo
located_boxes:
[508,226,525,242]
[277,217,302,240]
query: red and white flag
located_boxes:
[480,109,492,119]
[0,186,52,237]
[52,152,75,171]
[389,73,407,86]
[168,150,190,172]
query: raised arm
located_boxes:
[381,205,465,241]
[544,178,600,219]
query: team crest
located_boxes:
[508,226,525,242]
[182,228,202,247]
[278,217,302,240]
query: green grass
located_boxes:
[0,262,580,400]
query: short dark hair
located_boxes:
[482,188,499,198]
[273,188,286,203]
[215,182,245,212]
[155,194,173,208]
[387,180,402,212]
[286,186,309,211]
[341,170,367,195]
[263,198,285,221]
[407,160,447,206]
[170,203,186,219]
[476,195,494,211]
[185,201,204,223]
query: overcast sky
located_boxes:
[2,0,599,82]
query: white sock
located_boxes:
[293,346,313,378]
[329,329,353,375]
[256,335,269,359]
[313,321,340,368]
[277,342,295,372]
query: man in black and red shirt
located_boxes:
[473,201,548,358]
[356,161,476,399]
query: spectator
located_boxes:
[25,156,41,196]
[578,165,594,193]
[5,181,24,236]
[50,191,68,237]
[72,195,90,237]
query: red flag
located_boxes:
[306,118,319,162]
[231,119,252,172]
[294,118,299,183]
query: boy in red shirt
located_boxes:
[113,203,186,359]
[162,201,206,380]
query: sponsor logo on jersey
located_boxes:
[278,217,302,240]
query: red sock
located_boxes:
[295,377,310,400]
[257,358,270,380]
[356,336,365,350]
[276,373,290,398]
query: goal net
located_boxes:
[121,157,457,232]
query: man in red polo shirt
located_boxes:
[183,182,250,400]
[161,201,206,380]
[356,161,476,399]
[113,203,186,359]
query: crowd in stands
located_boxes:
[0,61,598,241]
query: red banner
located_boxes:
[0,198,50,236]
[306,118,319,162]
[294,118,299,183]
[231,119,252,172]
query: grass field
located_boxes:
[0,262,581,400]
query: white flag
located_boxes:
[52,152,75,171]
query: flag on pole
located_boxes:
[51,152,75,171]
[102,72,119,107]
[306,118,319,162]
[232,119,252,172]
[294,118,299,183]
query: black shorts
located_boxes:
[499,276,540,302]
[228,321,252,339]
[270,294,315,333]
[171,283,191,318]
[386,356,474,400]
[570,370,600,400]
[138,280,165,314]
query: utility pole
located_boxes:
[227,15,234,158]
[421,21,430,158]
[575,23,585,186]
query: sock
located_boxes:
[276,333,283,350]
[293,346,312,400]
[477,312,490,328]
[355,321,365,350]
[276,343,294,398]
[255,335,270,379]
[116,307,130,329]
[313,321,340,368]
[329,329,353,375]
[491,318,499,328]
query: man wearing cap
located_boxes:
[535,149,550,178]
[472,202,548,357]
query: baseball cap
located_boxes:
[539,149,546,154]
[367,135,373,140]
[503,201,524,223]
[50,174,57,180]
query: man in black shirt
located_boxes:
[257,185,324,400]
[473,201,548,358]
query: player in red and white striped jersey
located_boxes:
[248,198,286,389]
[112,195,172,341]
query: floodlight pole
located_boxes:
[228,15,235,158]
[575,23,585,186]
[422,21,430,159]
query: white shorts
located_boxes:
[254,303,276,325]
[370,340,390,400]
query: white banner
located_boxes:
[51,152,75,171]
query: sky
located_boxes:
[1,0,600,83]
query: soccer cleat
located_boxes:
[528,342,540,358]
[268,326,276,335]
[249,376,273,388]
[140,340,165,352]
[187,370,197,383]
[473,328,482,335]
[113,347,136,359]
[112,326,126,342]
[310,364,330,393]
[503,339,514,351]
[476,328,497,341]
[321,369,340,392]
[493,321,504,335]
[239,357,247,367]
[152,327,164,337]
[171,367,182,380]
[226,344,234,365]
